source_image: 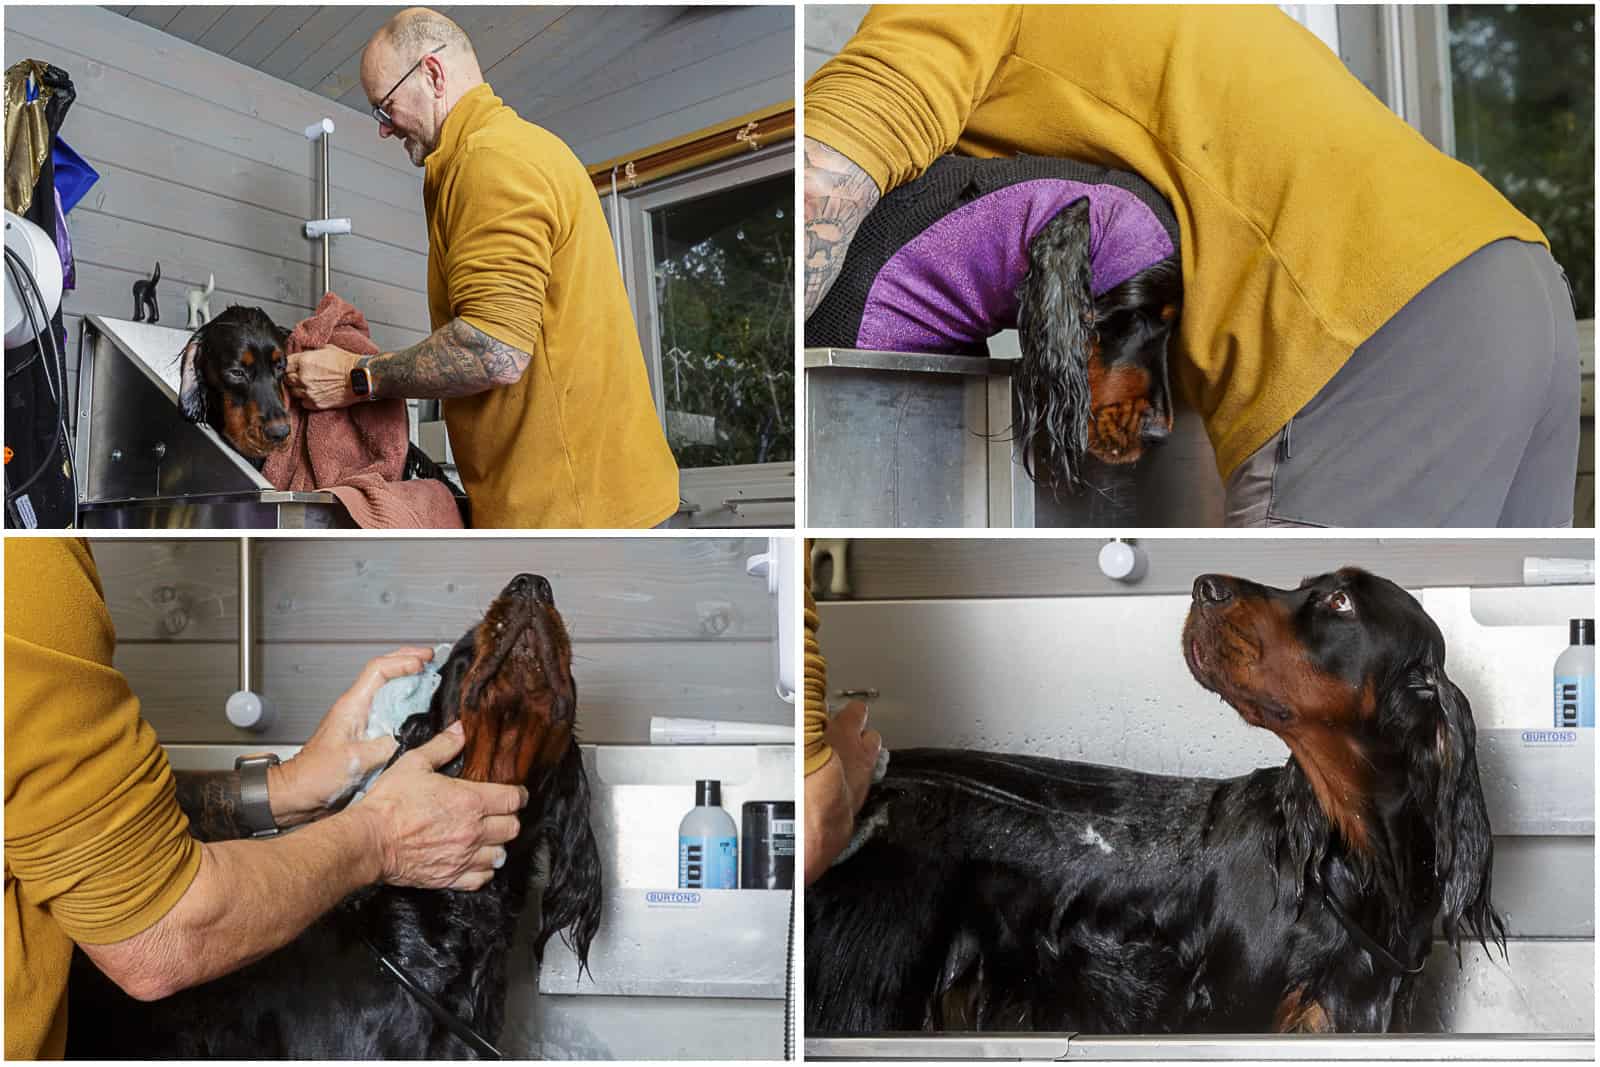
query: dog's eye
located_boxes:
[1325,590,1354,615]
[226,369,249,384]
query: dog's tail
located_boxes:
[150,261,161,285]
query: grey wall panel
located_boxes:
[822,537,1595,600]
[89,539,240,641]
[250,537,777,641]
[89,537,776,642]
[91,537,789,746]
[116,639,783,745]
[56,104,428,254]
[803,4,868,76]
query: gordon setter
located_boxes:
[806,154,1184,496]
[177,303,461,489]
[67,573,603,1058]
[807,568,1502,1035]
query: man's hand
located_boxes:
[269,647,436,827]
[804,701,882,886]
[286,344,364,410]
[804,137,881,319]
[823,701,881,817]
[355,722,529,891]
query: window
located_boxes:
[608,144,795,526]
[1448,5,1594,317]
[649,172,793,468]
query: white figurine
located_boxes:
[186,273,215,329]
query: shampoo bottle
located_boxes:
[1554,619,1594,729]
[678,779,738,889]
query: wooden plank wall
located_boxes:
[91,537,789,745]
[814,537,1596,600]
[8,5,433,418]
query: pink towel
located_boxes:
[264,293,463,529]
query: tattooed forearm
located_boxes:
[803,136,881,320]
[173,771,250,842]
[374,318,531,399]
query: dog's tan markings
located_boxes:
[1160,303,1179,322]
[458,595,575,785]
[240,349,254,367]
[1274,987,1332,1032]
[1085,355,1153,463]
[1196,594,1378,855]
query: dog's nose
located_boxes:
[264,421,290,442]
[1140,418,1172,447]
[1194,575,1233,605]
[508,574,553,603]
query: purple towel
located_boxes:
[856,180,1175,354]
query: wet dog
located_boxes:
[807,568,1500,1034]
[67,574,603,1058]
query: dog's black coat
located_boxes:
[66,575,601,1058]
[807,569,1502,1035]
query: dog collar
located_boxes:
[1314,853,1427,976]
[362,935,503,1059]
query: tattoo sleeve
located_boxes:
[803,136,882,320]
[373,318,532,400]
[172,771,250,843]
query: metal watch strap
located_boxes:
[234,753,281,837]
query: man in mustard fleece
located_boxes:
[287,8,679,529]
[5,539,529,1058]
[806,6,1581,528]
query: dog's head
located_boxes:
[1083,260,1180,466]
[396,573,602,970]
[1015,199,1180,494]
[177,304,292,460]
[1182,568,1502,954]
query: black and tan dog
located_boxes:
[178,304,292,461]
[177,304,460,492]
[68,574,603,1058]
[807,568,1500,1034]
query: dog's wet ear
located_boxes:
[1016,198,1094,495]
[177,327,208,422]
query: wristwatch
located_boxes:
[350,355,379,400]
[234,752,282,837]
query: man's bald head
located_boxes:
[361,8,484,167]
[367,7,475,68]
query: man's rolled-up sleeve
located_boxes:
[441,145,565,358]
[804,4,1022,194]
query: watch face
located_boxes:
[351,367,372,397]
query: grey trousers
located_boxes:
[1225,239,1580,528]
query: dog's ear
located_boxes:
[1015,198,1094,495]
[1393,663,1506,961]
[531,739,603,977]
[177,326,209,422]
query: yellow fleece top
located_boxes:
[806,5,1548,476]
[803,541,831,775]
[424,84,680,528]
[5,539,201,1059]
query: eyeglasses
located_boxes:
[372,45,446,127]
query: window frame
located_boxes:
[607,143,795,525]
